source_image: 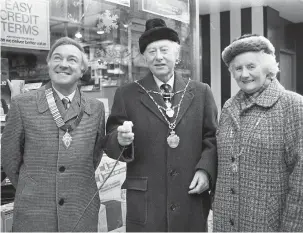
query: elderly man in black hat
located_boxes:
[104,18,218,232]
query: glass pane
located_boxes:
[50,0,67,18]
[0,0,198,231]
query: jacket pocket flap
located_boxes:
[121,177,148,191]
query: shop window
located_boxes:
[1,1,198,230]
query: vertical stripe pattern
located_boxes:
[210,13,221,113]
[230,6,242,96]
[220,11,231,108]
[241,8,252,35]
[200,6,264,112]
[201,15,211,86]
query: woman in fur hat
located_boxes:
[213,34,303,232]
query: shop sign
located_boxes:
[142,0,189,23]
[0,0,50,50]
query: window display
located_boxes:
[0,0,198,231]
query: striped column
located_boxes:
[230,6,242,97]
[200,6,265,111]
[210,13,221,112]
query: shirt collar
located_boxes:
[52,86,76,102]
[153,74,175,90]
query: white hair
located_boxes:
[228,50,279,79]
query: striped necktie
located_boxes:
[160,83,172,101]
[62,97,70,110]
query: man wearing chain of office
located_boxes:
[1,37,105,232]
[104,18,218,232]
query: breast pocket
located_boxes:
[121,177,148,225]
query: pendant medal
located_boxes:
[167,130,180,148]
[166,108,174,118]
[165,101,174,117]
[165,101,171,107]
[62,131,72,149]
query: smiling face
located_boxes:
[229,51,268,94]
[48,44,83,92]
[143,40,179,82]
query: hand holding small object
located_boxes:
[117,121,134,146]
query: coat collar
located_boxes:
[36,81,92,119]
[137,72,194,126]
[236,78,284,111]
[224,78,284,131]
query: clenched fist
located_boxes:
[117,121,134,146]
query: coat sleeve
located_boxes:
[281,96,303,231]
[195,84,218,191]
[1,97,25,187]
[103,87,134,162]
[93,101,106,170]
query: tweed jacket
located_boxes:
[1,83,105,232]
[213,79,303,232]
[104,72,218,232]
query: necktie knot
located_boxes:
[160,83,172,93]
[160,83,172,102]
[62,97,70,109]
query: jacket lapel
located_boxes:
[64,88,81,122]
[139,73,167,124]
[173,74,194,126]
[225,97,241,131]
[37,82,90,126]
[36,81,66,115]
[36,85,49,114]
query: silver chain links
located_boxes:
[135,79,191,130]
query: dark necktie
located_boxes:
[160,83,172,101]
[62,97,70,110]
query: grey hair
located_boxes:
[46,37,88,73]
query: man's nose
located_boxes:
[59,58,69,67]
[155,50,163,60]
[241,67,249,77]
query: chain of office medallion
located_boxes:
[135,80,190,130]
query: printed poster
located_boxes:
[1,0,50,50]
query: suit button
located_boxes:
[170,204,177,211]
[230,188,235,194]
[169,170,178,176]
[59,166,65,172]
[58,198,64,206]
[230,219,234,226]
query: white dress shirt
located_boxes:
[153,74,175,91]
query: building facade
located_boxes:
[200,4,303,114]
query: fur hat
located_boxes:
[139,18,180,54]
[222,34,275,66]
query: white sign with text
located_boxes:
[1,0,50,50]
